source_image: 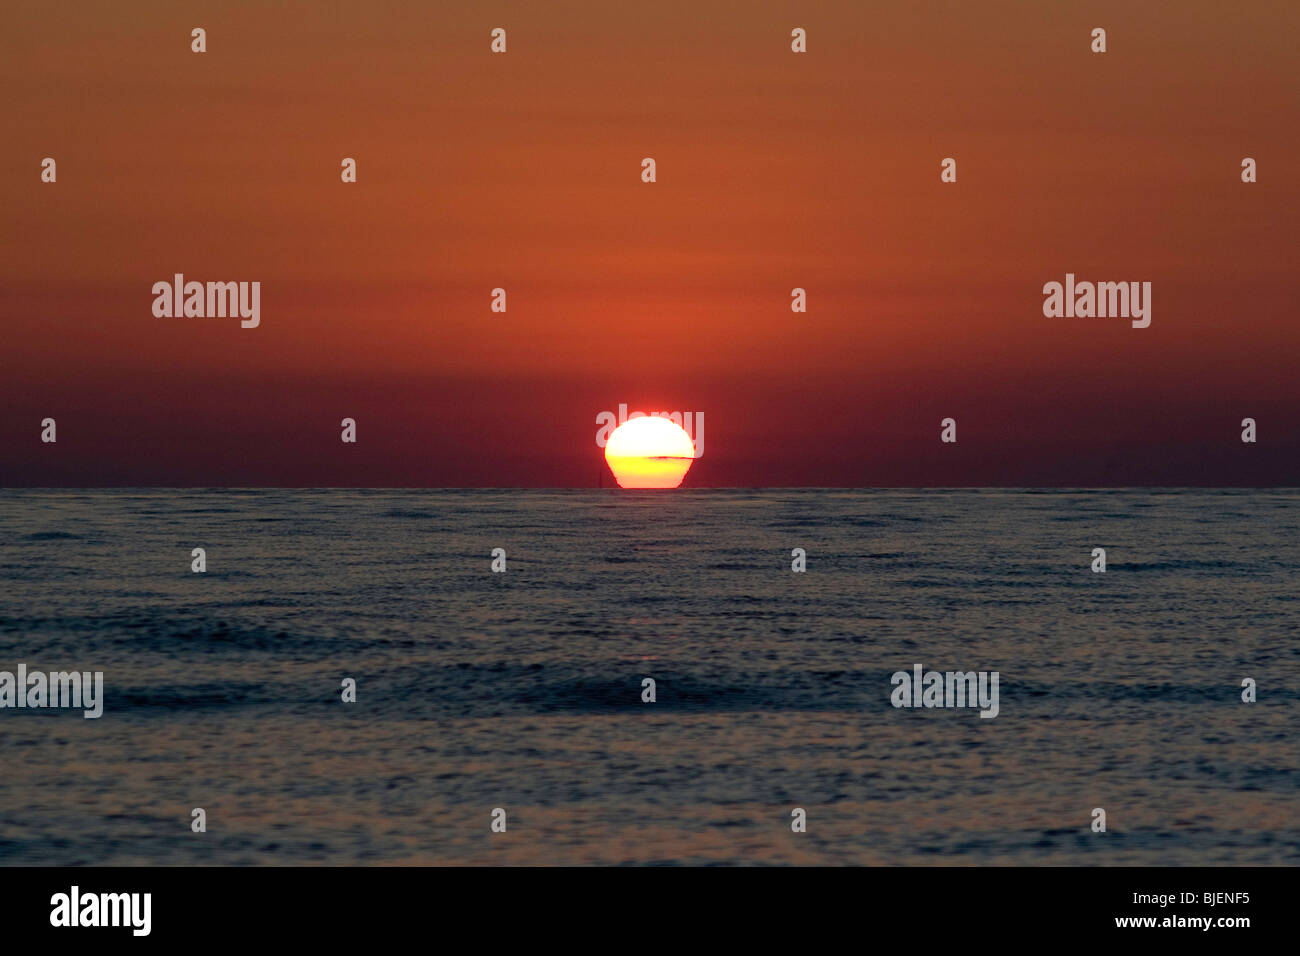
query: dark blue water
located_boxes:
[0,489,1296,864]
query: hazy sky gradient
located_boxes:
[3,1,1297,485]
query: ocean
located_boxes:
[0,489,1296,865]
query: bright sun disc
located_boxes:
[604,416,696,489]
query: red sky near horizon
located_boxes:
[3,0,1298,486]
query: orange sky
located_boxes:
[3,0,1298,485]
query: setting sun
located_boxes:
[604,416,696,488]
